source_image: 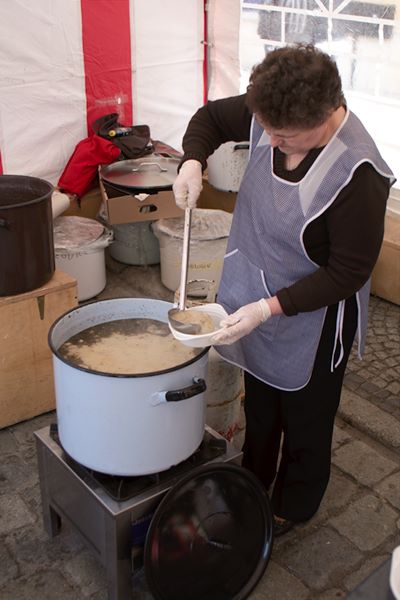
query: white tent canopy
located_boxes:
[0,0,241,185]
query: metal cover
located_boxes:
[144,462,274,600]
[99,155,180,192]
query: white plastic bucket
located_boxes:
[207,141,249,192]
[109,221,160,265]
[54,216,113,301]
[152,209,232,293]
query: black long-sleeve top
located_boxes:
[180,94,391,316]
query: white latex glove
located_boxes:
[173,159,203,209]
[211,298,272,345]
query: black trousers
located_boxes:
[242,296,358,522]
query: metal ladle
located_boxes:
[168,208,201,335]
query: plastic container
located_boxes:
[169,303,228,348]
[207,141,249,192]
[53,216,113,301]
[152,209,232,293]
[109,221,160,265]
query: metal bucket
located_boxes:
[0,174,54,296]
[110,221,160,265]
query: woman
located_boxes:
[172,44,395,536]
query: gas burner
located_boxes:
[49,422,227,502]
[35,424,242,600]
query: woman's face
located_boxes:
[257,116,330,155]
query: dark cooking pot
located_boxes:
[0,174,55,296]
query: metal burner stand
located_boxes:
[35,425,242,600]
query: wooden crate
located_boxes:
[371,212,400,306]
[0,270,77,428]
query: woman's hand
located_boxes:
[172,160,203,209]
[211,298,272,345]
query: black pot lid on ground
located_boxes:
[144,462,274,600]
[99,155,180,192]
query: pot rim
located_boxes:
[0,174,54,209]
[48,297,209,378]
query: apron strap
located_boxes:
[331,299,346,372]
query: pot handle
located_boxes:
[131,162,168,172]
[150,377,206,406]
[233,143,249,151]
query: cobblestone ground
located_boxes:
[0,263,399,600]
[345,295,400,417]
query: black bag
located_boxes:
[92,113,153,160]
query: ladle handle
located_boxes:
[178,208,192,311]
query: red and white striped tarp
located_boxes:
[0,0,208,184]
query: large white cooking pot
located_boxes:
[48,298,209,476]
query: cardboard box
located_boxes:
[0,271,78,428]
[371,211,400,305]
[99,175,183,225]
[62,185,103,220]
[198,178,237,214]
[98,170,238,225]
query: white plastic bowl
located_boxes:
[169,303,228,348]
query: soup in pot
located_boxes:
[58,318,203,375]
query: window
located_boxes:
[240,1,400,192]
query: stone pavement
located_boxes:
[0,261,399,600]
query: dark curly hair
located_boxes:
[246,44,345,129]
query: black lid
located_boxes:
[144,462,274,600]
